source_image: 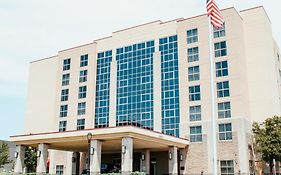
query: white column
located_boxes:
[71,152,79,175]
[79,152,87,174]
[14,145,25,174]
[90,140,102,175]
[237,119,250,174]
[48,150,57,175]
[153,51,162,132]
[121,137,133,175]
[109,60,117,127]
[169,146,178,175]
[66,152,74,175]
[141,149,150,175]
[179,147,188,175]
[36,143,49,174]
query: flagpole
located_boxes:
[208,15,218,175]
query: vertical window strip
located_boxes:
[95,50,112,128]
[116,41,155,130]
[159,35,180,137]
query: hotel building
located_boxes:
[10,6,281,175]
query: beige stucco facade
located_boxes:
[12,6,281,175]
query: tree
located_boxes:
[252,116,281,174]
[0,142,10,168]
[24,146,37,173]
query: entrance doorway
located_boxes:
[150,158,157,175]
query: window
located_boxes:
[190,126,202,142]
[217,81,230,98]
[214,23,226,38]
[159,36,180,137]
[116,40,156,131]
[80,54,88,67]
[216,61,228,77]
[187,47,199,62]
[77,102,86,115]
[59,121,67,132]
[188,66,200,81]
[187,28,198,44]
[59,105,68,117]
[218,102,231,119]
[77,119,85,130]
[214,41,227,57]
[63,58,71,71]
[79,70,87,83]
[220,160,234,175]
[62,74,70,86]
[189,85,201,101]
[95,50,112,128]
[78,86,87,99]
[219,123,232,140]
[61,89,69,101]
[189,105,201,121]
[56,165,64,175]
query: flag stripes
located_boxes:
[207,0,224,29]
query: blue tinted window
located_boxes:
[159,35,180,137]
[61,89,69,101]
[187,47,199,62]
[187,29,198,44]
[80,54,88,67]
[95,50,112,128]
[188,66,200,81]
[63,58,71,71]
[219,123,232,140]
[214,23,226,38]
[116,41,155,130]
[60,105,68,117]
[189,105,201,121]
[190,126,202,142]
[218,102,231,119]
[214,41,227,57]
[189,85,201,101]
[217,81,230,98]
[216,61,228,77]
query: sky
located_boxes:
[0,0,281,140]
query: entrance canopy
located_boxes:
[10,126,189,152]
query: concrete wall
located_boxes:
[25,56,59,133]
[241,7,281,122]
[56,43,97,131]
[49,150,73,175]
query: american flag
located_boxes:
[206,0,224,29]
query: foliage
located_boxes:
[0,142,10,168]
[252,116,281,173]
[130,172,146,175]
[24,147,37,173]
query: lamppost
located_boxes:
[87,133,92,175]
